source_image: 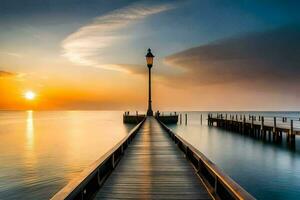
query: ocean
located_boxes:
[1,111,300,199]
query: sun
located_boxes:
[24,91,36,100]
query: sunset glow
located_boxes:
[0,0,299,111]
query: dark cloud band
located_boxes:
[164,25,300,91]
[0,70,16,77]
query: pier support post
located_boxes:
[200,114,202,125]
[185,113,188,125]
[251,116,254,135]
[273,117,276,132]
[242,115,246,134]
[287,120,296,149]
[180,114,182,124]
[273,117,277,142]
[261,117,264,139]
[289,120,295,141]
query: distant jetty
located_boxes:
[208,113,299,149]
[123,111,178,124]
[123,111,145,124]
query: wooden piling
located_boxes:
[185,113,187,125]
[242,115,246,134]
[200,114,202,125]
[273,119,278,141]
[180,114,182,124]
[273,117,276,132]
[261,117,265,139]
[290,120,295,141]
[208,114,297,147]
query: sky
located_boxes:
[0,0,300,111]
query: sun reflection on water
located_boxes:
[26,110,34,150]
[24,110,37,175]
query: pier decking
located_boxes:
[95,117,210,199]
[51,116,254,200]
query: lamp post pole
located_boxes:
[147,65,153,116]
[146,48,154,116]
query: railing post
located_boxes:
[81,189,84,200]
[214,175,218,196]
[197,159,201,173]
[111,154,115,169]
[97,168,101,186]
[121,144,124,154]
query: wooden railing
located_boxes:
[157,119,255,200]
[51,117,146,200]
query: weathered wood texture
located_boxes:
[51,118,146,200]
[95,117,211,200]
[158,120,255,200]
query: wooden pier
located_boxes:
[95,117,209,199]
[208,113,299,148]
[51,116,254,200]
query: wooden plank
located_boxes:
[94,117,211,200]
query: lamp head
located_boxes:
[145,48,154,68]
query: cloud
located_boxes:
[163,25,300,91]
[62,3,174,71]
[0,52,22,58]
[110,64,146,75]
[0,70,16,78]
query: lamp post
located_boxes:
[146,48,154,116]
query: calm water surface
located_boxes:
[170,112,300,200]
[0,111,134,199]
[1,111,300,199]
